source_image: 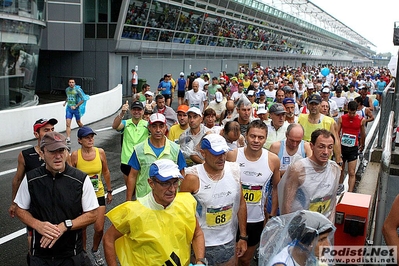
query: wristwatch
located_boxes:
[238,235,249,241]
[196,258,208,266]
[64,219,73,231]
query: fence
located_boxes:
[50,76,96,95]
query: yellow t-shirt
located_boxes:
[298,114,335,142]
[168,124,187,144]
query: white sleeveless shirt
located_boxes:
[237,148,273,222]
[190,161,241,246]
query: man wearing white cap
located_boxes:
[104,159,206,266]
[180,134,247,265]
[126,113,186,200]
[206,91,227,124]
[179,107,211,165]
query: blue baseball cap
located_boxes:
[201,134,230,155]
[149,159,183,181]
[283,98,295,105]
[77,126,97,138]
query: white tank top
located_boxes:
[193,162,241,246]
[278,140,306,171]
[237,148,273,222]
[278,158,339,221]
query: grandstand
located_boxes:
[0,0,378,105]
[119,0,375,61]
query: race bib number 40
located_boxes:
[206,204,233,227]
[242,184,263,204]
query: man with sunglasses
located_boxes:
[104,159,206,266]
[125,113,186,201]
[180,134,247,265]
[14,132,99,265]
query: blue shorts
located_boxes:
[206,239,235,265]
[376,91,383,96]
[66,106,81,120]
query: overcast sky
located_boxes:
[310,0,398,55]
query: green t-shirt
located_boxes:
[120,119,149,164]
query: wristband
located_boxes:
[107,190,113,194]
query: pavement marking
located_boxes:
[95,126,113,132]
[0,168,17,176]
[0,145,32,154]
[0,185,127,245]
[0,228,26,245]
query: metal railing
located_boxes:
[50,76,96,95]
[377,79,396,148]
[373,111,394,245]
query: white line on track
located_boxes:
[0,168,17,176]
[0,185,127,245]
[0,145,32,154]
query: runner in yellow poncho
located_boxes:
[103,159,207,266]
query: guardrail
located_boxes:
[373,111,394,245]
[377,79,395,148]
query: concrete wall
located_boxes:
[0,84,122,147]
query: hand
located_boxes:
[71,106,76,110]
[8,203,16,218]
[40,222,67,248]
[236,239,247,257]
[121,100,129,112]
[106,192,113,204]
[63,102,66,107]
[36,221,60,242]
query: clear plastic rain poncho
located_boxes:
[259,210,335,266]
[277,157,341,222]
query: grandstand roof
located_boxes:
[262,0,375,47]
